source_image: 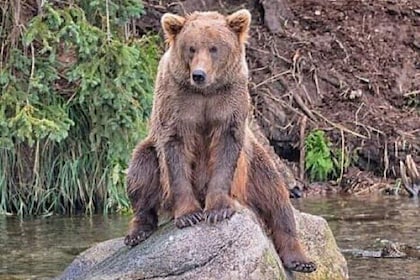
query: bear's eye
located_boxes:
[209,46,218,53]
[189,46,196,53]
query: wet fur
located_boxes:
[125,10,316,273]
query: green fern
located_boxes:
[305,130,335,182]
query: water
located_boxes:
[0,214,130,279]
[295,195,420,280]
[0,196,419,280]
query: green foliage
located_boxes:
[80,0,145,28]
[304,130,335,182]
[0,1,161,216]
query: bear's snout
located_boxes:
[191,69,207,85]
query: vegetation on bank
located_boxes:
[3,1,412,216]
[0,0,161,216]
[305,130,353,182]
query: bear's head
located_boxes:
[161,9,251,91]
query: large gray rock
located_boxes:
[58,208,348,280]
[294,210,349,280]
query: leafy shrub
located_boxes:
[0,1,161,215]
[304,130,335,182]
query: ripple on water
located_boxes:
[0,196,419,280]
[293,195,420,280]
[0,214,130,279]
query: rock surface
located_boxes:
[58,208,348,280]
[293,210,348,280]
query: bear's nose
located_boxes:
[192,69,206,83]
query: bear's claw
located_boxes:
[285,261,317,273]
[204,207,235,224]
[175,212,204,228]
[124,230,154,247]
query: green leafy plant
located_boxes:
[305,130,335,182]
[0,1,161,216]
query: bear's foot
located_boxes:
[273,233,317,273]
[283,260,317,273]
[124,229,154,247]
[124,212,157,247]
[204,207,236,224]
[175,212,204,228]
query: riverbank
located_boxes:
[137,0,420,197]
[1,0,418,216]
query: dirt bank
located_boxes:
[136,0,420,195]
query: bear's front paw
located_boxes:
[124,230,154,247]
[283,260,317,273]
[175,212,204,228]
[204,207,236,224]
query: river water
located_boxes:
[295,196,420,280]
[0,196,419,280]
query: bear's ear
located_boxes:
[161,13,186,43]
[226,9,251,43]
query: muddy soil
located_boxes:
[137,0,420,193]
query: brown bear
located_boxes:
[124,9,316,273]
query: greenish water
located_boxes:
[295,196,420,280]
[0,214,130,280]
[0,196,419,279]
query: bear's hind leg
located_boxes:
[124,139,161,247]
[125,209,158,247]
[243,142,316,273]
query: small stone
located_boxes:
[349,89,363,100]
[315,10,321,16]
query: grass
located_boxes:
[0,1,161,216]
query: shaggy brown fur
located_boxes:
[124,9,316,273]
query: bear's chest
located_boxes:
[176,94,234,129]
